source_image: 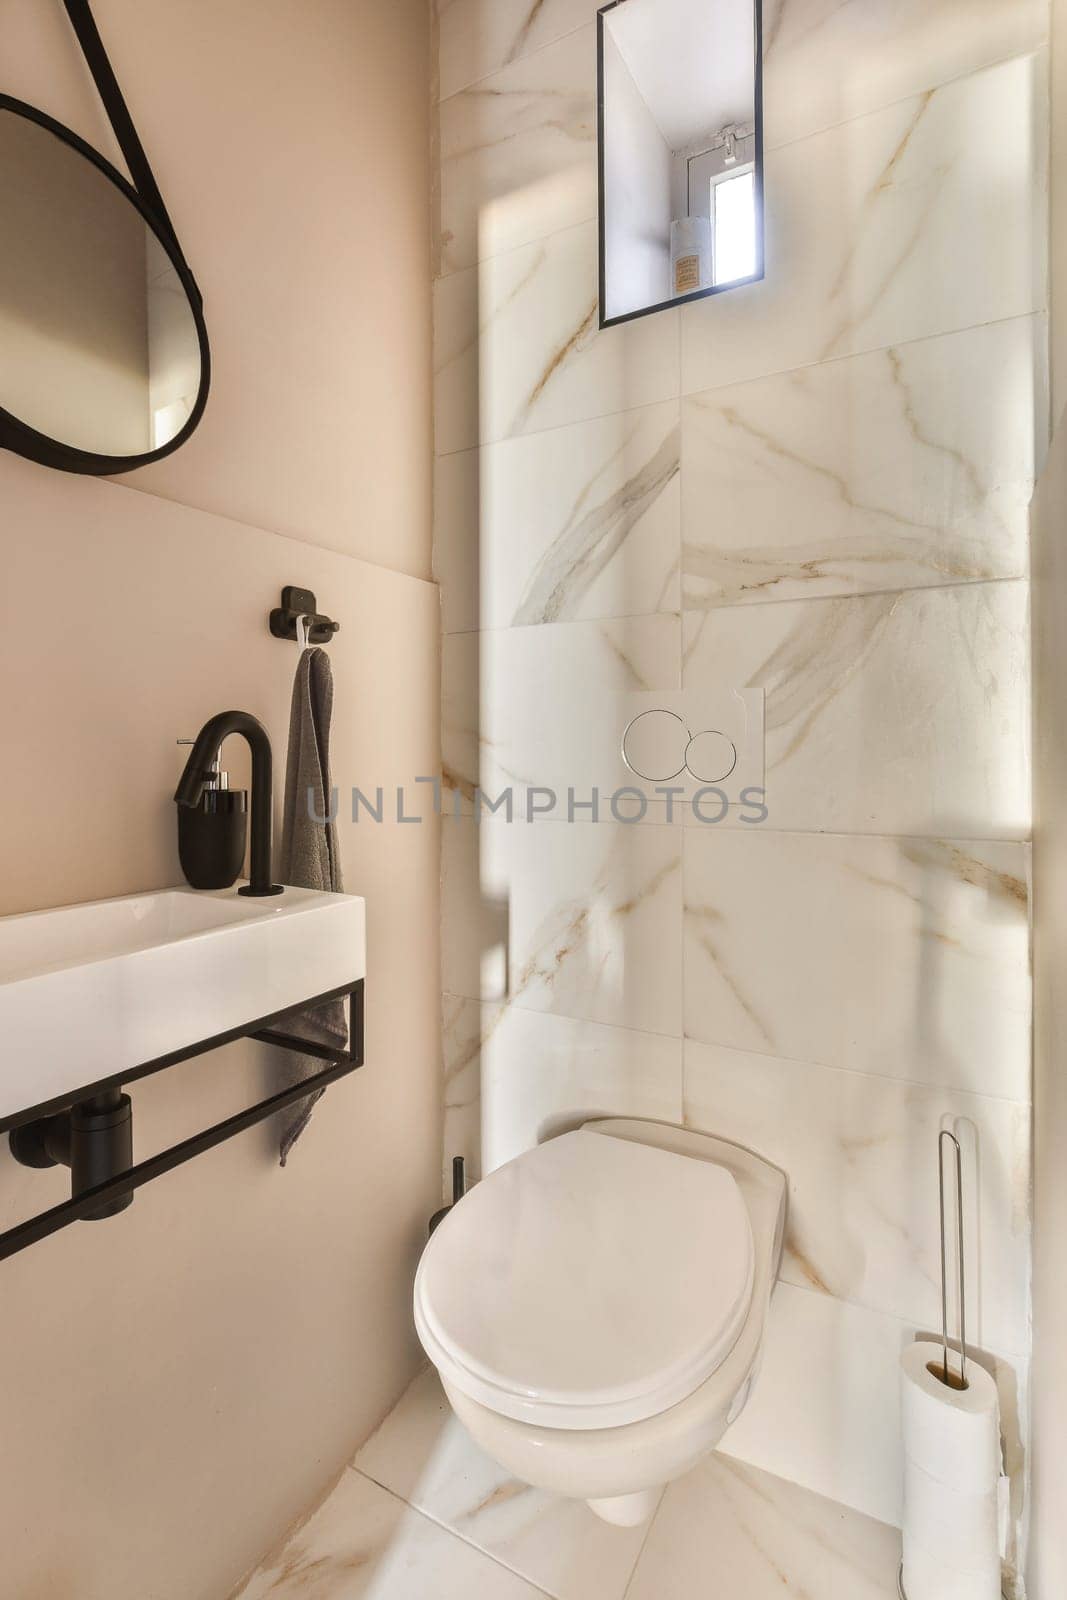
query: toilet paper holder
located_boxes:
[898,1130,1008,1600]
[935,1128,967,1392]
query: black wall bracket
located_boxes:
[10,1089,134,1222]
[2,979,364,1262]
[269,586,341,646]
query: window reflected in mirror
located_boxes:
[598,0,764,326]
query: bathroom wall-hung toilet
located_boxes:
[414,1118,787,1527]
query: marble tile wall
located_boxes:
[431,0,1046,1556]
[681,56,1047,394]
[437,27,597,274]
[681,317,1043,609]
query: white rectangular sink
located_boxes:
[0,885,366,1125]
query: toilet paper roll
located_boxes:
[900,1341,1004,1600]
[903,1539,1002,1600]
[901,1342,1001,1493]
[903,1456,999,1573]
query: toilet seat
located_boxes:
[414,1129,755,1431]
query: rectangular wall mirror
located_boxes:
[597,0,764,328]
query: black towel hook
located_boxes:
[269,586,340,647]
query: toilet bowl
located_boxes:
[414,1117,787,1527]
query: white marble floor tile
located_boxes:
[442,998,682,1179]
[720,1280,1028,1570]
[682,828,1031,1100]
[237,1334,1025,1600]
[434,221,679,456]
[436,0,601,103]
[682,581,1030,838]
[236,1467,550,1600]
[682,317,1045,609]
[685,1039,1031,1356]
[626,1450,901,1600]
[442,612,680,808]
[441,815,683,1036]
[355,1367,650,1600]
[438,27,596,277]
[762,0,1046,151]
[435,401,680,634]
[720,1283,911,1528]
[682,56,1047,397]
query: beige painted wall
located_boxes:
[1,0,434,578]
[0,3,437,1597]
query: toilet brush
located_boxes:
[429,1156,467,1236]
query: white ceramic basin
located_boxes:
[0,885,366,1124]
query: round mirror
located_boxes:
[0,98,209,474]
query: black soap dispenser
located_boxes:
[176,741,248,890]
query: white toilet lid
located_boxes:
[414,1129,755,1430]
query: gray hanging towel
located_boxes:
[276,646,347,1164]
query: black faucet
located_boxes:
[175,710,283,897]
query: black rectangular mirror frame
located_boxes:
[596,0,765,330]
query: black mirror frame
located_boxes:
[0,96,211,476]
[596,0,765,331]
[0,0,210,477]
